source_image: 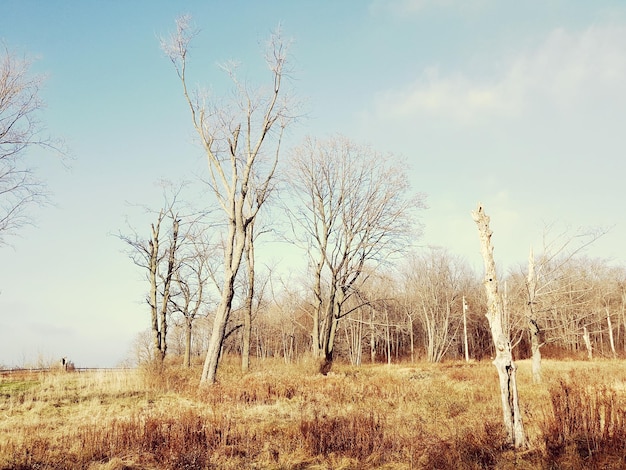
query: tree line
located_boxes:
[126,217,625,368]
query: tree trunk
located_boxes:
[527,248,541,383]
[158,217,179,362]
[319,284,339,375]
[311,258,324,358]
[606,307,616,358]
[622,292,626,352]
[201,289,232,383]
[472,204,526,448]
[200,216,246,385]
[345,315,363,366]
[321,309,339,374]
[355,314,363,366]
[385,305,392,365]
[462,296,470,362]
[241,221,255,373]
[184,320,192,368]
[149,221,162,361]
[370,306,376,363]
[583,325,593,360]
[409,315,415,363]
[530,319,541,383]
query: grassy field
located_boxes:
[2,357,626,469]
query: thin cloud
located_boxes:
[369,0,488,16]
[372,23,626,124]
[374,67,519,122]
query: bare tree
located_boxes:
[472,204,526,449]
[119,185,187,363]
[288,135,426,374]
[0,44,65,245]
[126,328,155,367]
[330,269,390,365]
[171,227,214,367]
[511,225,608,382]
[267,277,313,363]
[162,16,296,385]
[402,247,474,363]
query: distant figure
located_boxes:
[60,357,75,372]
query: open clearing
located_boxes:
[2,357,626,469]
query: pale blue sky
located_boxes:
[1,1,625,367]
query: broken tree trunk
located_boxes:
[472,203,526,449]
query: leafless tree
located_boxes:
[402,247,475,363]
[0,44,65,246]
[127,328,155,366]
[171,227,215,367]
[472,204,526,449]
[162,16,297,384]
[267,277,313,363]
[507,224,608,382]
[119,184,192,363]
[356,271,408,365]
[287,135,426,374]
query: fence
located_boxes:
[0,367,133,378]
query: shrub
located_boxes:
[299,411,386,459]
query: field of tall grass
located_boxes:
[2,357,626,469]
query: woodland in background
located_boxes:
[128,241,626,370]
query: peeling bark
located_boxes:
[472,203,526,449]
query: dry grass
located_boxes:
[2,357,626,469]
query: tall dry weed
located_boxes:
[299,410,386,459]
[4,358,626,469]
[542,371,626,469]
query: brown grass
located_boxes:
[2,357,626,469]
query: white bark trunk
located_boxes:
[200,214,246,385]
[583,325,593,360]
[385,306,391,365]
[472,204,526,448]
[149,220,162,361]
[462,296,470,362]
[606,307,616,358]
[370,307,376,363]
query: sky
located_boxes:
[1,0,625,367]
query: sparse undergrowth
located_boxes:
[1,358,626,469]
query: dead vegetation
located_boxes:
[2,357,626,469]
